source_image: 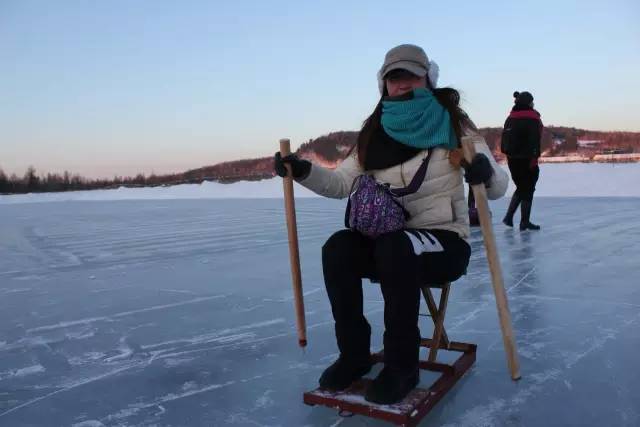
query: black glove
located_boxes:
[464,153,493,186]
[274,152,312,180]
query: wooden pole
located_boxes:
[461,137,521,380]
[279,138,307,347]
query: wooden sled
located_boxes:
[303,282,476,426]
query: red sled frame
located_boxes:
[303,283,477,426]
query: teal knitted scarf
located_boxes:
[381,88,458,150]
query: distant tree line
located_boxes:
[2,127,638,195]
[297,131,358,162]
[0,161,275,195]
[182,158,274,183]
[0,166,189,195]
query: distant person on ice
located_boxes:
[501,91,543,230]
[467,187,479,226]
[274,44,508,404]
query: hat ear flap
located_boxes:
[427,60,439,88]
[377,69,385,96]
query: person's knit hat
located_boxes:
[377,44,439,94]
[513,91,534,106]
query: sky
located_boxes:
[1,0,639,179]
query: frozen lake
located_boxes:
[1,196,639,426]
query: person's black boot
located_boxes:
[503,193,521,227]
[520,221,541,231]
[519,200,540,231]
[320,317,372,390]
[364,366,419,404]
[318,356,372,390]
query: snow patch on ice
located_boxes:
[27,295,226,333]
[0,179,318,204]
[71,421,105,427]
[163,357,196,368]
[1,288,32,294]
[104,337,135,363]
[141,318,284,350]
[65,329,96,340]
[0,365,45,380]
[107,380,236,421]
[254,390,275,409]
[182,381,198,391]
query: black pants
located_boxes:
[322,228,470,371]
[507,157,539,202]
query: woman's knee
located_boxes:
[447,241,471,282]
[322,229,365,268]
[373,231,413,275]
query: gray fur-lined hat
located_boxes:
[377,44,440,94]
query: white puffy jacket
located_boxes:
[298,134,508,239]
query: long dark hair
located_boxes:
[354,79,475,166]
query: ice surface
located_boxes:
[1,168,639,426]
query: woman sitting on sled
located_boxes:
[274,44,508,404]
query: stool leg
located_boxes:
[428,284,451,362]
[421,286,450,347]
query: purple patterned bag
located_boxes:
[344,151,433,238]
[344,175,407,238]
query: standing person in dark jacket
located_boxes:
[501,91,542,231]
[468,187,479,226]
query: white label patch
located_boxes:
[403,230,444,255]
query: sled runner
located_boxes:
[303,282,477,426]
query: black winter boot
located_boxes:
[519,200,540,231]
[503,193,521,227]
[319,356,372,390]
[364,366,419,404]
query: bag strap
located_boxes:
[389,149,433,197]
[343,175,362,228]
